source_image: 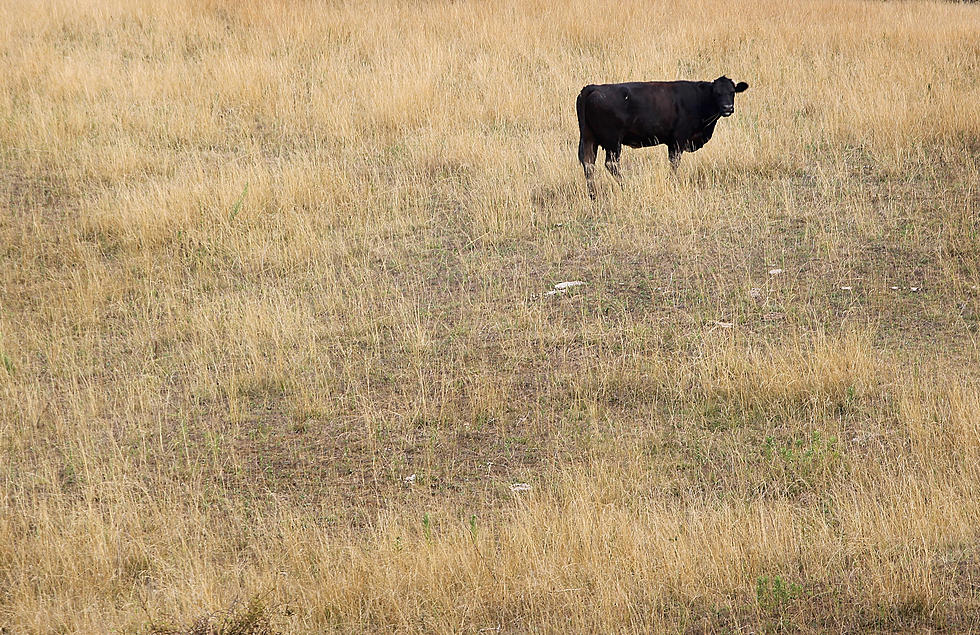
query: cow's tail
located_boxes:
[576,85,598,163]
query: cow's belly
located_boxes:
[622,136,661,148]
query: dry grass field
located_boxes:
[2,0,980,631]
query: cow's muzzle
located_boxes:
[721,107,734,117]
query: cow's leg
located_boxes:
[604,145,623,186]
[579,137,598,200]
[668,145,682,172]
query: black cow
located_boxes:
[576,76,749,198]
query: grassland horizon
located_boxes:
[2,0,980,632]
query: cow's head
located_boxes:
[712,76,749,117]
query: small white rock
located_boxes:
[768,268,783,276]
[840,286,853,291]
[404,474,417,485]
[510,482,532,493]
[545,281,586,297]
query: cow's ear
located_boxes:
[734,82,749,93]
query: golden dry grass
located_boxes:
[2,0,980,632]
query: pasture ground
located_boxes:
[2,0,980,631]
